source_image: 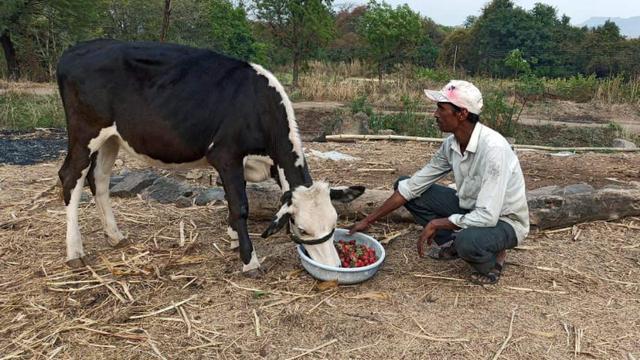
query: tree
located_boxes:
[160,0,172,42]
[254,0,335,87]
[1,0,102,80]
[327,5,367,62]
[357,1,423,84]
[209,0,259,61]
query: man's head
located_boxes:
[424,80,482,132]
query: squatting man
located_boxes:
[349,80,530,284]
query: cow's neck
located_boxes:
[272,147,311,192]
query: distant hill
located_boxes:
[579,16,640,38]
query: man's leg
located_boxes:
[394,176,468,246]
[454,221,518,281]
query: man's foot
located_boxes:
[470,263,503,285]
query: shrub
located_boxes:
[0,93,65,129]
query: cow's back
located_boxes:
[57,40,274,164]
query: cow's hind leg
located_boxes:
[90,137,128,247]
[58,144,92,267]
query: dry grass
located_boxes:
[1,142,640,359]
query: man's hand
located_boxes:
[417,218,460,257]
[417,222,437,257]
[348,219,370,235]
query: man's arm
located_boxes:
[348,191,407,234]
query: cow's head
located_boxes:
[261,182,365,266]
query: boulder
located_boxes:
[110,171,158,197]
[335,112,370,135]
[141,177,197,204]
[612,138,637,149]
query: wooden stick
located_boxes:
[130,295,197,319]
[253,309,261,337]
[414,273,466,282]
[492,307,517,360]
[306,292,337,314]
[393,325,469,342]
[505,286,567,295]
[179,220,185,247]
[325,134,640,152]
[285,339,338,360]
[355,168,396,173]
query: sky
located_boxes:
[339,0,640,26]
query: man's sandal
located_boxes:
[470,263,503,285]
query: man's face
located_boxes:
[433,102,467,133]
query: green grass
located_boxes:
[0,93,65,130]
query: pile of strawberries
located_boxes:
[336,239,378,268]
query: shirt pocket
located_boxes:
[458,175,481,200]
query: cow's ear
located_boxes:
[261,191,294,238]
[330,185,365,203]
[261,205,292,238]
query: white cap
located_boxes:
[424,80,483,115]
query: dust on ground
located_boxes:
[1,140,639,359]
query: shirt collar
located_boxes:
[466,123,483,153]
[450,123,483,155]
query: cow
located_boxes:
[56,39,364,274]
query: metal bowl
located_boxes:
[297,228,385,284]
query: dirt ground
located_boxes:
[1,139,639,359]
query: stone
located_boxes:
[377,129,396,135]
[110,171,158,197]
[141,177,197,204]
[195,188,226,206]
[175,196,194,208]
[612,138,637,149]
[335,112,370,135]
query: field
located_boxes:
[1,135,639,359]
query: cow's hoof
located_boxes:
[112,237,132,248]
[80,253,96,266]
[66,258,85,268]
[242,268,265,279]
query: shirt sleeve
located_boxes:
[448,146,509,228]
[397,142,452,201]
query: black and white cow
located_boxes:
[56,39,364,273]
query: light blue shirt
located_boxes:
[397,123,529,244]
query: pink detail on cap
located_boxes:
[445,85,458,102]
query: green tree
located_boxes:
[1,0,102,80]
[357,0,423,84]
[504,49,530,77]
[209,0,260,61]
[254,0,335,87]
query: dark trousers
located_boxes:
[394,177,517,275]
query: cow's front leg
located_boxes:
[209,154,261,275]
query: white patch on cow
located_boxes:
[243,155,273,183]
[277,166,289,191]
[93,137,125,245]
[227,226,239,239]
[227,226,240,249]
[88,125,119,154]
[66,167,89,261]
[288,182,340,266]
[207,141,215,152]
[250,63,304,167]
[242,250,261,272]
[303,239,340,267]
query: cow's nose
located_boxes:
[303,239,340,267]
